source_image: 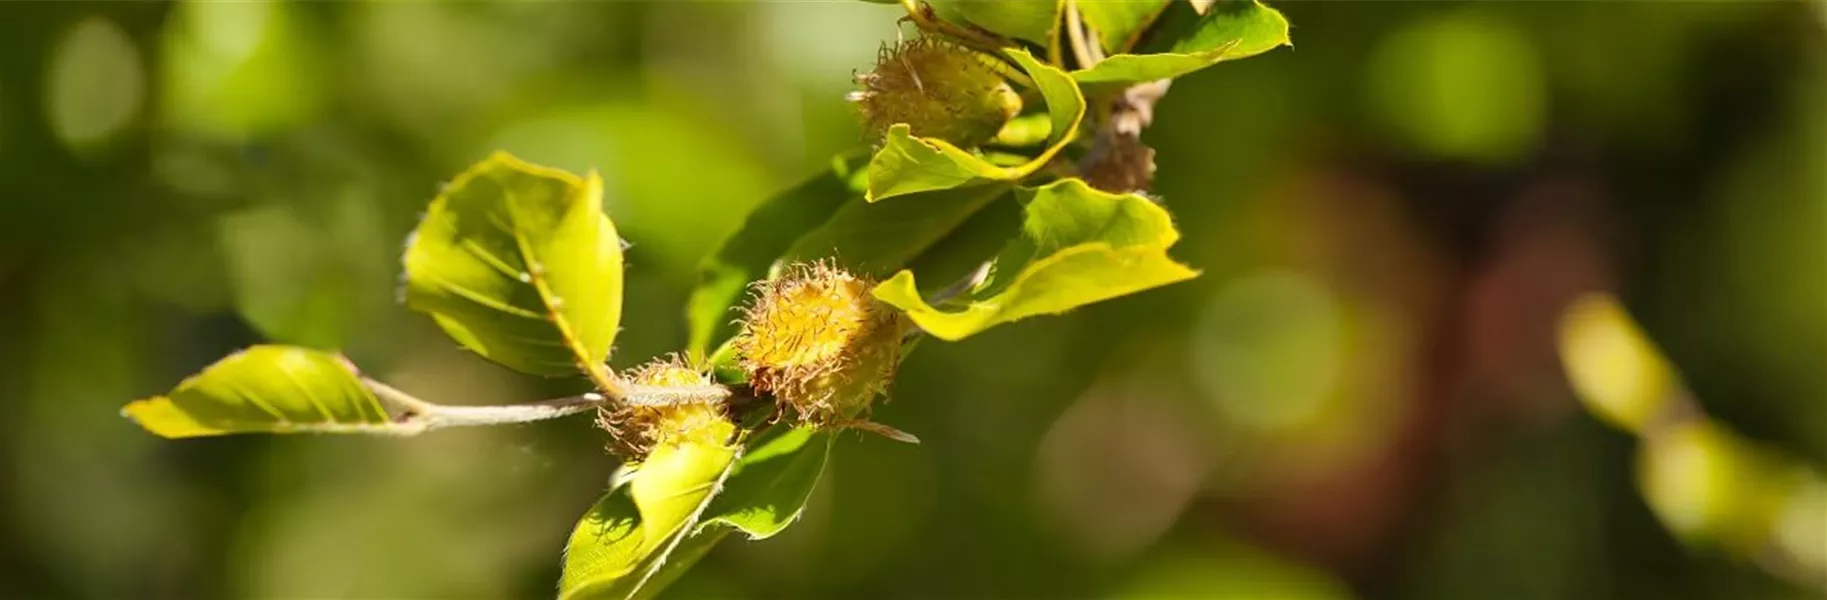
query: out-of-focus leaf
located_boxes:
[215,192,389,352]
[874,179,1198,340]
[218,206,351,350]
[686,158,860,356]
[1078,0,1172,54]
[785,183,1012,277]
[1114,540,1353,599]
[401,152,623,384]
[865,49,1084,202]
[559,440,740,600]
[1071,0,1289,89]
[121,345,392,438]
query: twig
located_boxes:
[363,377,608,434]
[1110,79,1171,136]
[1064,0,1109,70]
[1064,0,1095,70]
[354,370,736,436]
[1083,16,1107,64]
[1079,78,1172,194]
[927,260,995,306]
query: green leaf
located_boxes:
[873,179,1198,340]
[1153,0,1287,55]
[926,0,969,28]
[1071,0,1289,89]
[932,0,1061,48]
[864,49,1085,202]
[686,159,858,355]
[559,441,740,600]
[559,427,834,600]
[401,152,624,385]
[612,525,730,600]
[608,426,837,598]
[689,154,1005,358]
[1077,0,1172,54]
[630,441,739,546]
[121,345,393,438]
[559,484,643,599]
[703,426,835,538]
[896,193,1026,296]
[785,183,1012,278]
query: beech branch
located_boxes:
[361,377,607,434]
[359,376,734,435]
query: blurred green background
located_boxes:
[1,1,1823,598]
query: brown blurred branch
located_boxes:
[1080,79,1171,195]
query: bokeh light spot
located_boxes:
[1367,11,1545,163]
[1638,423,1735,540]
[1771,475,1827,583]
[161,0,320,138]
[1192,269,1343,433]
[46,17,144,152]
[1557,294,1675,434]
[1033,371,1210,563]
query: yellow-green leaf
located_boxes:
[121,345,393,438]
[560,440,739,600]
[630,441,739,545]
[560,485,644,596]
[865,49,1085,202]
[558,426,835,600]
[873,179,1198,340]
[402,152,624,385]
[1072,0,1289,90]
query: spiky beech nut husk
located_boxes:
[734,262,908,425]
[849,37,1023,149]
[596,357,734,460]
